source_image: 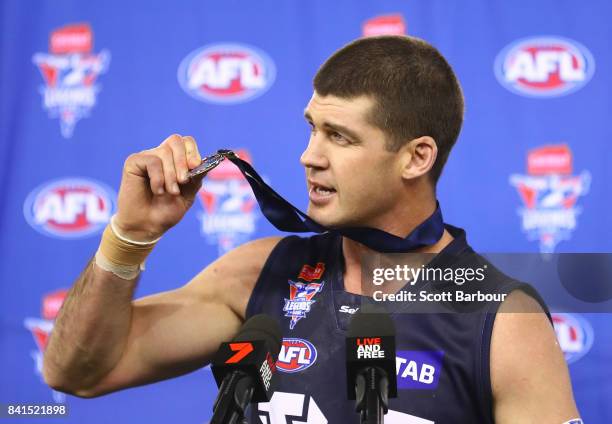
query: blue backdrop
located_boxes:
[1,0,610,422]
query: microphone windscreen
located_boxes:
[347,311,395,338]
[346,310,398,399]
[234,314,282,361]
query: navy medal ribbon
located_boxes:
[187,150,444,253]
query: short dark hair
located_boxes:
[313,35,464,184]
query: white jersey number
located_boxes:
[257,392,434,424]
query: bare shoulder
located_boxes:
[182,236,284,320]
[490,290,580,423]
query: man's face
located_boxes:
[300,92,405,229]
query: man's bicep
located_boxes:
[491,290,580,423]
[78,236,282,397]
[77,288,241,397]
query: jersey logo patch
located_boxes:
[396,351,444,390]
[283,281,324,330]
[298,262,325,282]
[276,338,318,373]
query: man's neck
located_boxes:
[341,200,454,294]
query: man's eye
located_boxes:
[330,132,348,143]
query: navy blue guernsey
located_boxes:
[245,225,550,424]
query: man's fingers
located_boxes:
[125,153,165,195]
[132,134,201,196]
[183,136,202,169]
[157,145,180,195]
[163,135,189,185]
[142,155,165,195]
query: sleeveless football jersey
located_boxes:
[246,225,549,424]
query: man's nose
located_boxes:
[300,133,329,169]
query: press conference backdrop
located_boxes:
[1,0,610,422]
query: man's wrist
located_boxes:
[94,249,144,280]
[111,215,164,244]
[95,215,161,280]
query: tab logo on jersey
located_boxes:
[552,313,594,364]
[276,338,317,373]
[396,350,444,390]
[33,23,110,138]
[495,36,594,97]
[298,262,325,282]
[283,281,324,330]
[509,144,590,252]
[178,43,276,104]
[24,178,116,239]
[24,289,68,403]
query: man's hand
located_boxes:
[115,134,204,241]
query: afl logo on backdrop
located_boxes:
[276,338,318,373]
[494,36,595,97]
[178,43,276,104]
[24,178,116,239]
[552,313,594,364]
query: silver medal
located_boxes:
[186,149,238,179]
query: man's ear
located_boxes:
[399,136,438,180]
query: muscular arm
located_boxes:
[491,290,581,423]
[43,236,281,398]
[43,134,284,397]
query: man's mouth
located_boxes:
[311,185,336,195]
[308,181,336,203]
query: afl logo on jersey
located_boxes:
[178,43,276,104]
[276,338,317,373]
[24,178,116,239]
[495,36,595,97]
[552,313,594,364]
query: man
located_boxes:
[43,36,581,423]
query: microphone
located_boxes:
[210,314,282,424]
[346,311,397,424]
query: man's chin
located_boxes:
[306,207,335,227]
[307,206,374,230]
[306,208,350,228]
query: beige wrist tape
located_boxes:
[94,250,143,280]
[94,216,161,280]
